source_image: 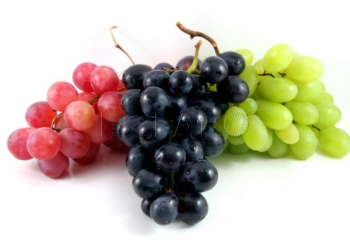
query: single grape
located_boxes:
[143,70,170,90]
[90,65,122,94]
[72,143,100,165]
[235,48,254,65]
[38,151,69,178]
[262,43,293,72]
[154,143,186,173]
[200,56,228,83]
[242,114,268,151]
[98,91,124,122]
[72,62,97,92]
[7,127,36,160]
[285,101,319,125]
[25,101,57,128]
[216,75,249,103]
[239,65,259,96]
[195,126,224,157]
[83,114,113,144]
[285,56,324,83]
[168,70,193,95]
[122,64,152,89]
[258,78,297,103]
[64,100,95,131]
[47,81,79,112]
[58,128,90,158]
[177,191,208,225]
[126,145,154,176]
[218,51,245,75]
[318,127,350,158]
[313,102,342,129]
[290,123,317,160]
[132,168,167,199]
[140,86,171,119]
[150,193,179,225]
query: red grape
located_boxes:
[58,128,90,158]
[72,62,97,92]
[38,151,69,178]
[7,127,36,160]
[64,100,95,131]
[90,65,122,95]
[47,81,79,111]
[25,101,57,128]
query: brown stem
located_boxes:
[110,26,135,65]
[258,71,275,77]
[176,21,220,55]
[51,112,63,132]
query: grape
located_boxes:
[122,64,152,89]
[267,132,289,158]
[176,106,207,136]
[227,142,250,155]
[200,56,228,83]
[138,118,170,150]
[285,56,324,83]
[218,51,245,75]
[320,92,334,103]
[153,62,174,71]
[238,98,257,115]
[177,191,208,225]
[258,78,297,103]
[235,48,253,65]
[257,128,273,152]
[192,99,221,125]
[216,75,249,103]
[126,145,154,176]
[242,114,268,151]
[318,127,350,158]
[228,135,244,145]
[64,100,95,131]
[78,91,99,114]
[25,101,57,128]
[188,75,208,98]
[313,102,342,129]
[26,127,61,160]
[154,143,186,173]
[83,114,113,144]
[132,168,167,199]
[37,151,69,178]
[72,62,97,92]
[253,59,280,82]
[168,94,188,119]
[72,143,100,165]
[168,70,193,95]
[293,80,325,102]
[275,123,299,144]
[239,65,259,96]
[285,101,319,125]
[47,81,79,112]
[140,86,171,118]
[195,126,224,157]
[290,123,317,160]
[223,106,248,137]
[262,43,293,72]
[143,70,170,90]
[150,193,179,225]
[103,132,128,151]
[141,196,158,217]
[121,89,143,116]
[256,99,293,130]
[90,65,122,94]
[179,137,204,162]
[58,128,90,158]
[176,55,201,71]
[7,127,36,160]
[98,91,124,122]
[115,115,147,147]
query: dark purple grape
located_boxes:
[143,70,170,90]
[154,143,186,173]
[138,118,170,150]
[216,75,249,103]
[154,62,174,71]
[192,99,221,125]
[218,51,246,75]
[176,106,207,137]
[179,136,203,162]
[121,89,142,116]
[141,196,159,217]
[196,126,224,157]
[200,56,228,84]
[140,86,171,119]
[150,193,179,225]
[169,70,193,95]
[177,191,208,225]
[180,159,218,193]
[176,56,201,71]
[169,94,187,119]
[126,144,155,176]
[115,115,147,147]
[188,75,208,98]
[122,64,152,89]
[132,167,167,199]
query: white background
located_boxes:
[1,1,349,249]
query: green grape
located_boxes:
[223,106,248,136]
[313,102,342,129]
[213,117,229,141]
[290,123,317,160]
[239,65,259,96]
[285,101,319,125]
[223,138,230,151]
[228,135,245,145]
[285,56,324,83]
[262,43,293,72]
[259,77,298,103]
[275,123,299,144]
[320,92,334,103]
[257,128,273,152]
[318,127,350,158]
[239,98,257,115]
[250,85,265,100]
[253,59,280,82]
[242,114,268,150]
[235,48,254,65]
[256,99,293,130]
[227,142,250,155]
[267,131,289,158]
[293,79,325,102]
[309,125,320,138]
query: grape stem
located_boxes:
[51,112,63,132]
[312,125,321,131]
[176,21,220,55]
[110,26,135,65]
[186,40,202,74]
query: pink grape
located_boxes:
[90,65,122,95]
[72,62,97,92]
[73,143,101,165]
[26,127,61,160]
[98,91,124,122]
[7,127,36,160]
[78,91,99,114]
[25,101,57,128]
[54,113,70,131]
[58,128,90,158]
[64,100,95,131]
[103,131,128,151]
[47,81,79,111]
[83,114,113,144]
[38,151,69,178]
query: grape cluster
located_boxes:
[7,63,128,178]
[115,53,251,225]
[214,44,350,159]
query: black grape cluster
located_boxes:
[115,52,248,225]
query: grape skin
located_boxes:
[7,127,36,160]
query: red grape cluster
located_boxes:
[7,62,128,178]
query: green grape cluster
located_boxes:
[214,43,350,159]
